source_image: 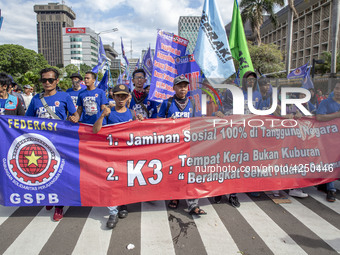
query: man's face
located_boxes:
[174,82,189,99]
[0,84,8,98]
[24,88,31,95]
[84,73,95,87]
[72,77,81,90]
[259,83,270,95]
[113,93,129,107]
[41,71,58,93]
[246,75,256,88]
[334,83,340,100]
[133,73,146,90]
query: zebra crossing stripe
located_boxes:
[72,207,112,255]
[3,206,69,255]
[237,193,308,255]
[303,186,340,213]
[0,205,18,225]
[279,192,340,253]
[141,201,175,255]
[188,198,240,254]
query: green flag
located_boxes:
[229,0,254,80]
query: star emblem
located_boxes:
[25,151,41,167]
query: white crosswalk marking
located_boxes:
[188,198,240,254]
[141,201,175,255]
[72,207,112,255]
[3,206,69,255]
[304,186,340,213]
[237,193,308,255]
[280,191,340,253]
[0,205,18,225]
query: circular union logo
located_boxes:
[7,134,61,186]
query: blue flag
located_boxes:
[287,62,309,79]
[193,0,235,81]
[97,69,109,92]
[0,9,3,31]
[92,37,107,73]
[121,37,129,67]
[142,47,153,77]
[302,67,314,90]
[135,59,140,70]
[234,69,240,86]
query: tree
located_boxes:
[0,44,48,76]
[240,0,284,46]
[247,42,285,77]
[315,51,340,75]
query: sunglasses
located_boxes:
[40,78,57,84]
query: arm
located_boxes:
[316,111,340,122]
[93,107,111,134]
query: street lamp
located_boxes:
[311,58,325,80]
[97,28,118,35]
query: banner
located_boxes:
[175,54,202,117]
[0,115,339,207]
[148,30,188,102]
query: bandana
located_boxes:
[174,95,189,112]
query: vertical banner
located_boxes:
[148,30,188,102]
[175,54,202,117]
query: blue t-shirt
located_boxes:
[25,92,76,120]
[0,98,6,115]
[158,97,194,118]
[130,92,158,119]
[257,93,272,110]
[66,88,86,108]
[316,97,340,115]
[77,88,108,124]
[106,107,134,125]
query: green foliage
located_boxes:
[314,51,340,75]
[232,42,285,77]
[0,44,48,76]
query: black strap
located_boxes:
[165,97,195,117]
[39,93,61,120]
[131,92,149,117]
[130,109,136,120]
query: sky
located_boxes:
[0,0,286,61]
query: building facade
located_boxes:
[178,16,201,54]
[34,3,76,66]
[63,27,99,68]
[261,0,340,69]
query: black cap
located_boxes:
[70,73,83,80]
[113,84,129,94]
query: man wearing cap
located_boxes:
[129,69,158,119]
[0,73,25,116]
[158,74,206,216]
[93,84,143,229]
[22,85,33,110]
[76,71,108,124]
[67,73,85,109]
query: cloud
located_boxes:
[0,0,235,61]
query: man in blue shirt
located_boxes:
[25,67,79,221]
[93,84,142,229]
[316,81,340,202]
[158,74,206,216]
[67,73,85,109]
[130,69,158,119]
[76,71,108,124]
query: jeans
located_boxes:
[327,182,336,192]
[108,206,118,215]
[187,199,199,211]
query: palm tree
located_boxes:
[240,0,284,46]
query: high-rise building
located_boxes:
[34,3,76,66]
[178,16,201,54]
[261,0,340,69]
[62,27,99,68]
